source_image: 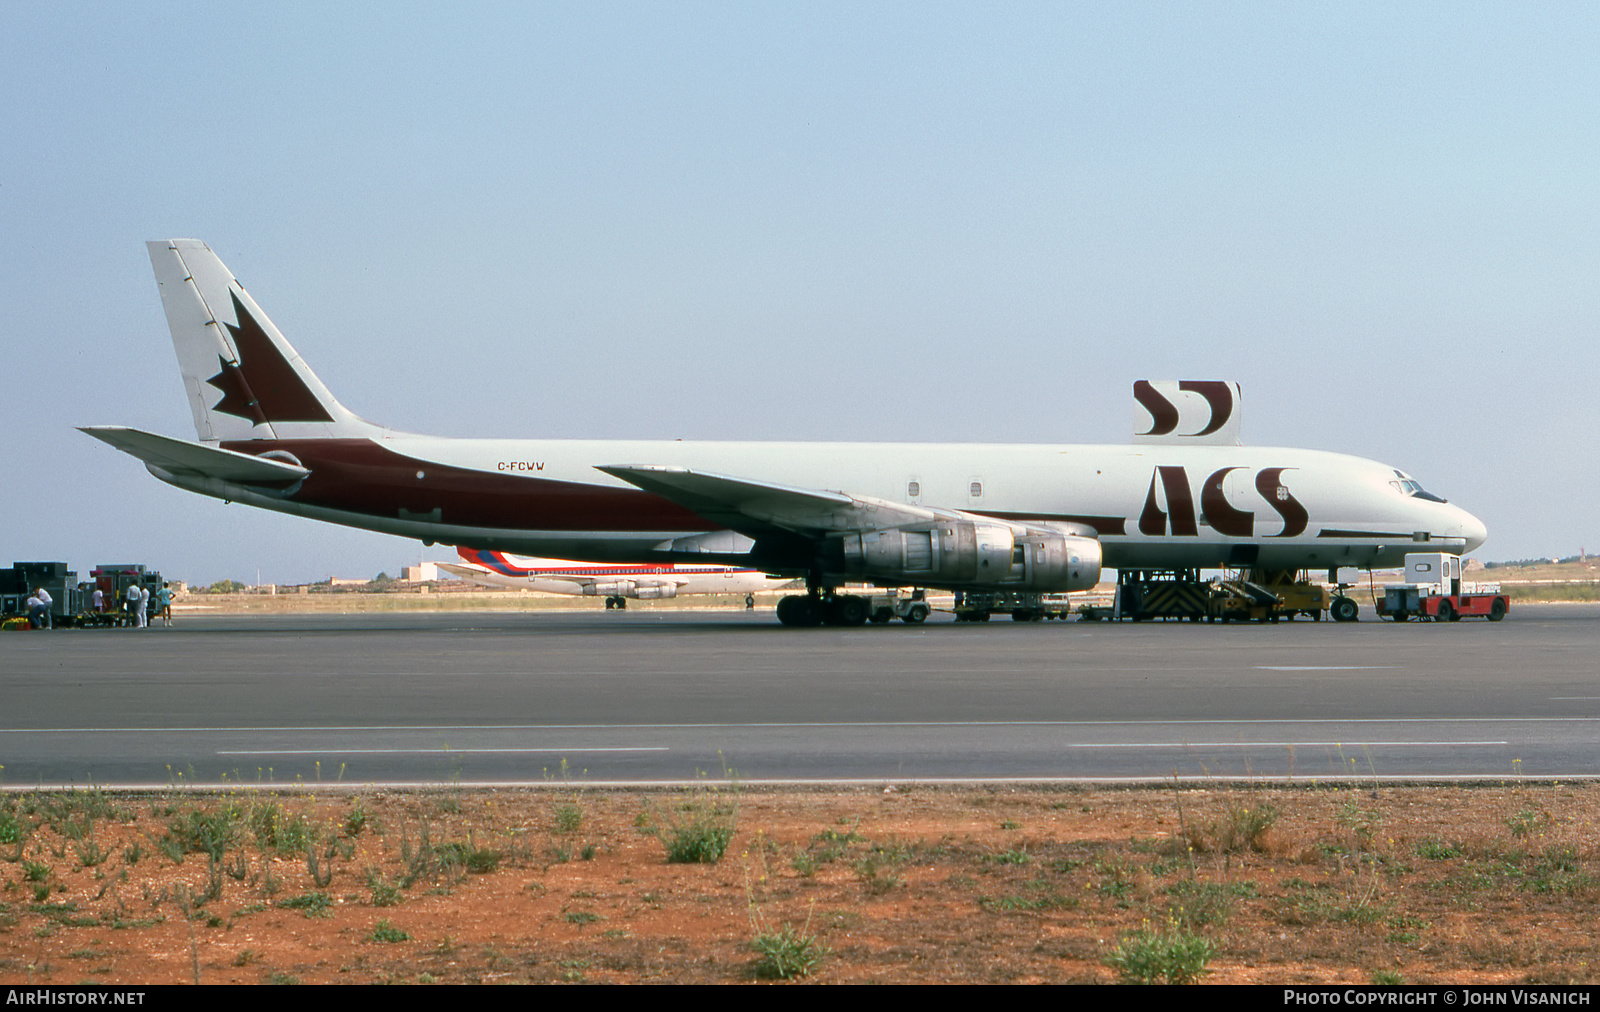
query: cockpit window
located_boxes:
[1390,472,1448,503]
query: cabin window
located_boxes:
[907,481,920,498]
[970,481,982,497]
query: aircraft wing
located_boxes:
[81,426,309,484]
[596,465,946,539]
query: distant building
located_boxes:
[403,563,439,582]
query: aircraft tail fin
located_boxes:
[458,547,525,576]
[147,239,383,442]
[1132,380,1243,446]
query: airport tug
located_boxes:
[1375,553,1509,623]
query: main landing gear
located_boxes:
[603,596,628,610]
[775,591,872,627]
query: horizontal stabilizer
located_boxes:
[80,426,309,484]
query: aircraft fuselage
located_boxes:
[146,432,1486,575]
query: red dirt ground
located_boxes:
[3,784,1598,984]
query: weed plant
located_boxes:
[367,919,409,943]
[649,790,738,865]
[750,920,828,980]
[554,803,583,833]
[277,891,332,918]
[1103,921,1214,984]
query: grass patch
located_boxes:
[750,921,827,980]
[1104,924,1214,984]
[554,803,583,833]
[367,919,409,943]
[650,792,737,865]
[277,892,332,918]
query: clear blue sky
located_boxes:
[4,2,1596,584]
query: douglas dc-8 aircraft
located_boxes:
[84,239,1487,626]
[438,548,797,609]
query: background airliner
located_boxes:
[83,240,1487,625]
[438,548,795,608]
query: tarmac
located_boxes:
[2,602,1596,787]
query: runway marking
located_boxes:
[1254,666,1397,671]
[216,747,669,756]
[1067,741,1507,748]
[1,717,1596,733]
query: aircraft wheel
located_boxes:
[869,608,893,624]
[826,595,869,627]
[903,604,928,624]
[777,595,817,626]
[1331,598,1359,623]
[1489,598,1507,622]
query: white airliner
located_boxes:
[84,239,1488,626]
[437,547,796,608]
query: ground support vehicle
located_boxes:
[83,565,167,627]
[1374,553,1509,623]
[1247,569,1331,621]
[1,563,168,629]
[1113,569,1212,621]
[867,589,932,624]
[1205,578,1284,623]
[1,562,80,628]
[951,590,1080,622]
[1088,567,1330,623]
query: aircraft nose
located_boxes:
[1455,507,1488,554]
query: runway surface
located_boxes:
[3,604,1598,787]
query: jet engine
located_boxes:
[631,584,678,600]
[830,521,1101,592]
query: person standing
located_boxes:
[125,583,141,627]
[136,586,150,628]
[92,586,104,613]
[155,582,173,627]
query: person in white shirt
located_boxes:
[92,587,104,612]
[35,587,52,630]
[136,586,150,628]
